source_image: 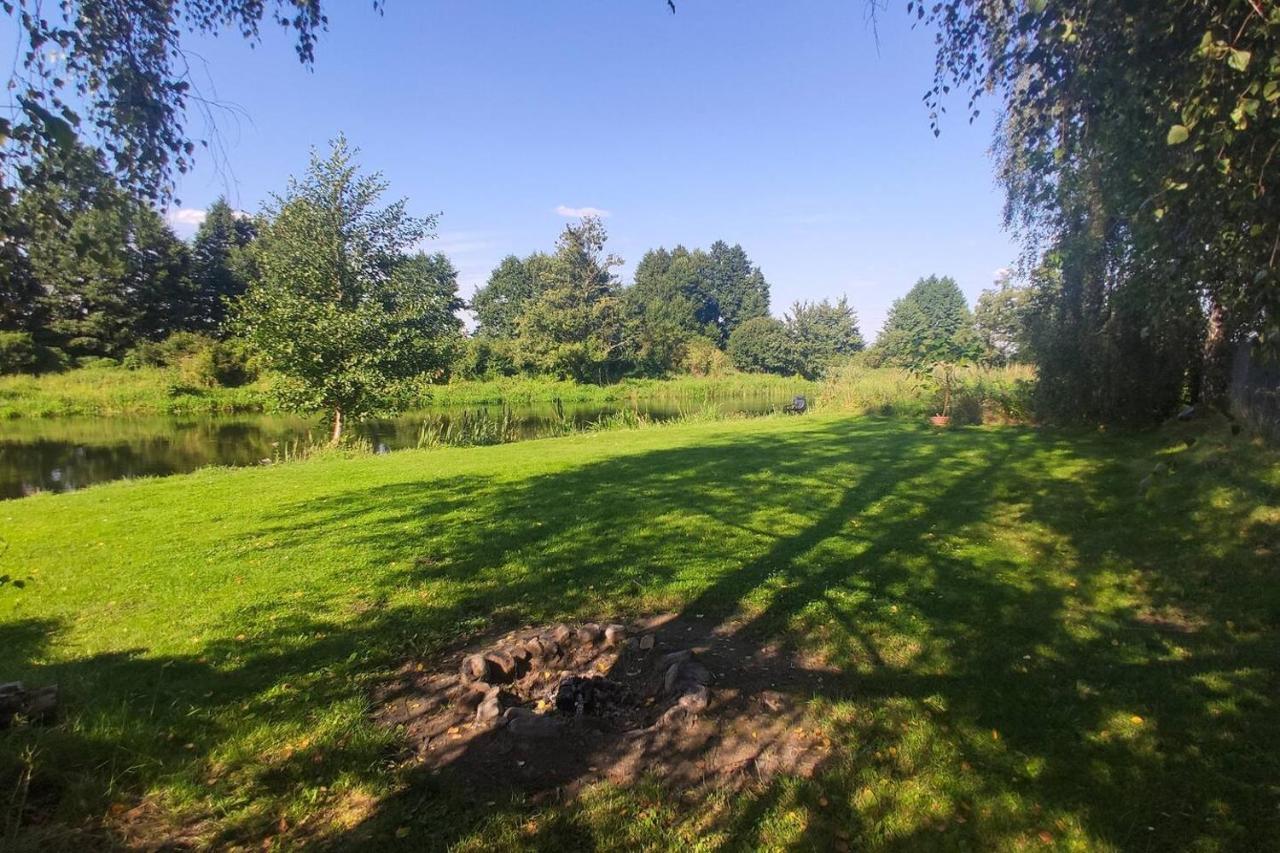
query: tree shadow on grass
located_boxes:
[4,418,1277,849]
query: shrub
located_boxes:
[0,331,39,374]
[457,337,520,380]
[75,355,119,369]
[727,317,801,376]
[679,337,732,377]
[124,332,217,369]
[178,339,259,388]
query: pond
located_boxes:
[0,392,808,498]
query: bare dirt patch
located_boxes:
[373,614,834,795]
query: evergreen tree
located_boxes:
[786,296,864,378]
[874,275,979,369]
[189,198,256,334]
[472,255,541,338]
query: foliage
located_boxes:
[177,338,260,388]
[678,336,733,377]
[455,336,520,380]
[816,362,1033,425]
[785,296,864,379]
[873,275,979,370]
[973,278,1032,366]
[727,315,800,376]
[917,0,1279,415]
[0,364,268,418]
[188,198,257,334]
[513,217,626,382]
[0,0,367,203]
[123,331,217,369]
[1,415,1275,848]
[16,145,194,358]
[0,331,38,374]
[704,240,770,344]
[471,255,543,339]
[235,136,456,440]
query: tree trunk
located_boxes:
[330,407,343,445]
[1201,296,1233,411]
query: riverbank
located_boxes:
[2,414,1275,849]
[0,366,819,420]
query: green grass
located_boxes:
[0,367,272,419]
[417,373,818,407]
[0,367,814,420]
[2,415,1277,850]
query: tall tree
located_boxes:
[514,217,624,382]
[704,240,769,343]
[786,296,864,378]
[235,136,454,442]
[472,255,542,339]
[18,145,193,357]
[874,275,979,369]
[189,198,257,334]
[973,279,1032,366]
[918,0,1278,415]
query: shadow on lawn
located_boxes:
[4,418,1277,850]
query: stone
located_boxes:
[456,684,489,710]
[483,650,518,683]
[475,687,506,724]
[1138,474,1153,495]
[576,623,603,646]
[460,654,490,683]
[760,690,786,713]
[677,684,710,714]
[1177,405,1196,422]
[1153,461,1168,476]
[638,634,655,651]
[550,624,573,646]
[656,649,693,672]
[0,682,58,727]
[682,661,712,686]
[510,645,532,664]
[507,713,564,739]
[604,624,627,646]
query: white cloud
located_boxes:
[554,204,610,218]
[993,267,1013,285]
[167,208,207,228]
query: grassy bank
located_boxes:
[2,414,1276,849]
[0,368,815,420]
[0,367,272,419]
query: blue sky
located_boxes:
[142,2,1014,335]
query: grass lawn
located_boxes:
[1,414,1277,850]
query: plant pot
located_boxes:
[929,415,952,428]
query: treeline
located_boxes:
[463,226,867,382]
[0,137,1031,439]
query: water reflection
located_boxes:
[0,394,802,498]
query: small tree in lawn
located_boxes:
[236,136,451,443]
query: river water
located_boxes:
[0,393,807,498]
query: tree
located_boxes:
[235,136,454,442]
[189,198,257,334]
[973,279,1031,366]
[0,1,382,203]
[727,316,800,376]
[472,255,542,339]
[623,245,716,375]
[874,275,979,369]
[704,241,770,344]
[514,217,625,382]
[917,0,1279,414]
[18,145,194,357]
[786,296,864,378]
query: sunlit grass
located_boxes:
[1,414,1276,850]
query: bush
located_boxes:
[457,337,519,380]
[75,355,119,369]
[679,337,732,377]
[124,332,218,369]
[0,331,39,374]
[727,317,800,376]
[178,339,259,388]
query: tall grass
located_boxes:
[416,373,817,408]
[817,363,1035,423]
[0,366,271,419]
